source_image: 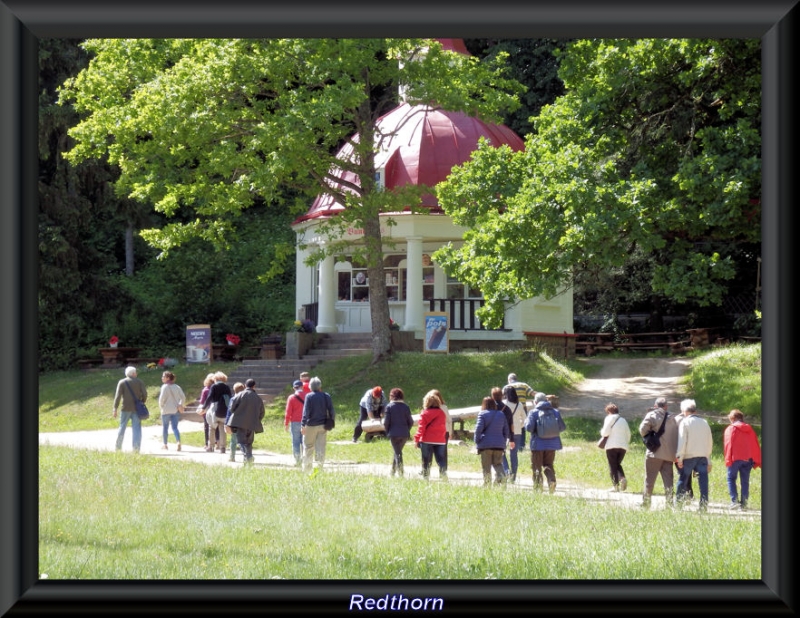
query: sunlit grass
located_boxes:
[39,446,761,580]
[39,344,762,579]
[683,343,761,418]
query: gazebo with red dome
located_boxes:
[291,40,573,347]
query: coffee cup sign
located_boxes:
[186,324,212,364]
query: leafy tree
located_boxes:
[435,38,761,329]
[58,38,522,362]
[465,38,571,137]
[38,38,137,370]
[119,205,296,351]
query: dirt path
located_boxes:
[557,356,693,421]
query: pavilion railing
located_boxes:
[303,299,507,331]
[427,298,507,331]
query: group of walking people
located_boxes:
[345,372,571,490]
[473,375,568,491]
[113,365,762,510]
[633,396,761,511]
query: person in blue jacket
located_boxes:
[474,396,511,486]
[382,387,415,477]
[524,392,567,493]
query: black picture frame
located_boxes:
[3,1,796,614]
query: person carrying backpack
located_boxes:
[524,392,567,493]
[506,372,535,453]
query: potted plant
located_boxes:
[285,319,316,359]
[108,335,119,348]
[225,333,240,346]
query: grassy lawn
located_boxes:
[38,344,762,580]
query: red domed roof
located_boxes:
[296,102,524,223]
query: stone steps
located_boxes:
[223,333,372,402]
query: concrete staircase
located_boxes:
[224,333,373,404]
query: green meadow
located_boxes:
[39,344,761,579]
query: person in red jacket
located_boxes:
[284,380,306,466]
[414,391,448,480]
[723,409,762,510]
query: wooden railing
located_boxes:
[302,302,319,326]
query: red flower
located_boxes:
[157,358,165,366]
[108,336,119,345]
[226,334,241,345]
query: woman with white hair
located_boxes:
[199,371,232,453]
[300,376,335,473]
[112,365,148,452]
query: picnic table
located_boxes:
[98,347,142,368]
[614,331,689,352]
[575,331,695,355]
[211,344,238,362]
[575,333,615,355]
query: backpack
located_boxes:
[536,407,562,439]
[503,384,519,404]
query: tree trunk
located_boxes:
[649,295,664,332]
[363,213,392,363]
[125,224,135,276]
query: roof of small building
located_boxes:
[295,102,524,224]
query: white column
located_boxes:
[316,252,337,334]
[404,236,424,332]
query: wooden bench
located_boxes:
[359,406,480,442]
[77,358,103,370]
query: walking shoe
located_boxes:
[609,485,619,492]
[619,477,627,491]
[548,481,556,494]
[728,501,741,510]
[176,443,181,452]
[698,500,708,512]
[220,448,226,454]
[161,444,168,450]
[204,446,214,452]
[740,499,748,511]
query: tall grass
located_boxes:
[40,446,760,580]
[683,343,762,418]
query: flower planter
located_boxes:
[391,330,419,352]
[285,331,314,359]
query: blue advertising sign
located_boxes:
[186,324,211,364]
[424,312,449,353]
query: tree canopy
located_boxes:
[435,38,761,328]
[59,38,523,361]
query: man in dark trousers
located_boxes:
[226,379,265,464]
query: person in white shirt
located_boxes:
[599,403,631,492]
[675,399,713,511]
